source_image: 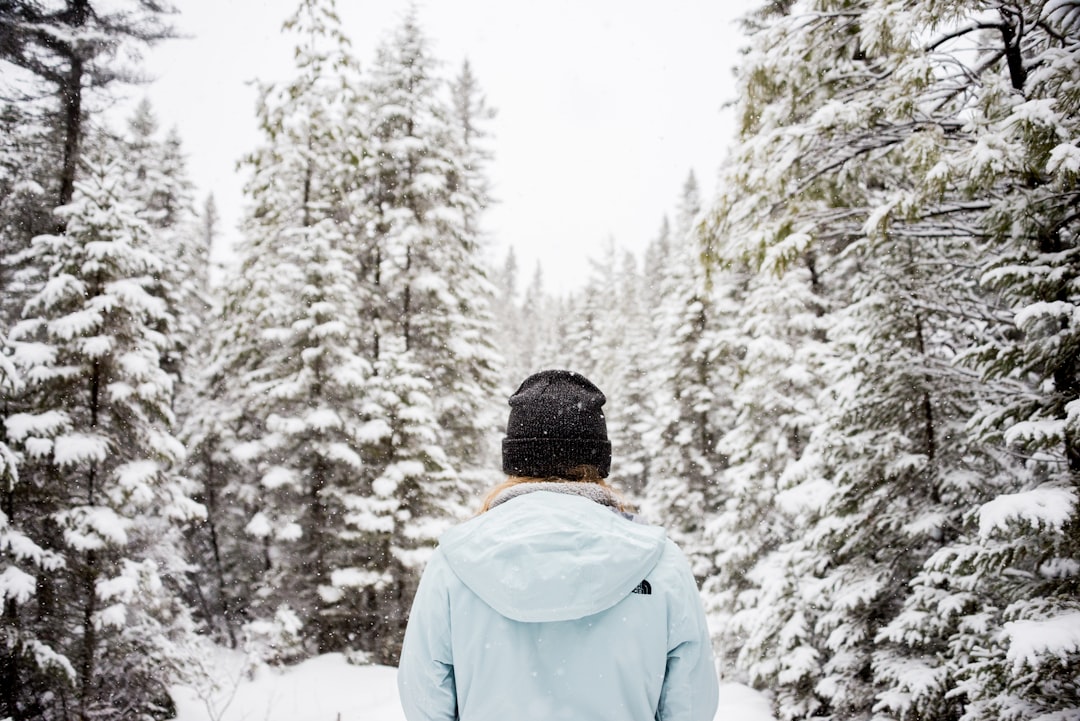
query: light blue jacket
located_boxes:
[397,491,719,721]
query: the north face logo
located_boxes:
[631,580,652,595]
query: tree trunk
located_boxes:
[58,0,91,212]
[0,433,18,717]
[199,450,238,648]
[77,550,98,721]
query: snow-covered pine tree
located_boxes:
[626,218,678,499]
[346,350,458,663]
[114,100,208,382]
[0,0,176,213]
[715,0,988,710]
[1,0,180,357]
[607,249,659,496]
[1,324,69,720]
[699,251,833,679]
[552,241,657,497]
[643,173,736,575]
[346,10,503,661]
[888,6,1080,719]
[642,216,673,321]
[0,104,60,328]
[794,5,1078,719]
[183,0,377,661]
[512,261,566,379]
[702,2,1079,719]
[5,155,203,720]
[804,227,1003,721]
[2,6,188,716]
[179,356,250,649]
[0,5,178,392]
[357,10,502,482]
[550,238,618,379]
[491,248,530,386]
[122,99,177,226]
[450,58,495,240]
[697,0,891,715]
[199,192,219,271]
[0,116,57,600]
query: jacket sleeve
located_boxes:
[397,548,458,721]
[656,544,720,721]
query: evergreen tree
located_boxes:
[356,8,502,482]
[5,156,203,720]
[900,5,1080,718]
[548,240,658,497]
[1,328,70,720]
[701,258,833,679]
[113,101,207,381]
[450,58,496,238]
[0,0,176,212]
[343,9,503,660]
[702,2,1080,719]
[182,0,375,660]
[492,247,539,388]
[643,173,735,574]
[0,103,59,325]
[347,350,460,662]
[551,238,617,379]
[119,101,196,232]
[805,232,1002,721]
[1,6,198,716]
[513,261,564,378]
[642,216,673,316]
[607,249,658,496]
[199,192,219,269]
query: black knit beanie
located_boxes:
[502,369,612,478]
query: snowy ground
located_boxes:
[172,653,775,721]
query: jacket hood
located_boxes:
[438,490,668,623]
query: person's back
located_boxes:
[397,370,719,721]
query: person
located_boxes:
[397,369,719,721]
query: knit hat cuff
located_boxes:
[502,437,612,478]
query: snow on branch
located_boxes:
[1003,612,1080,671]
[0,565,37,604]
[978,486,1077,539]
[57,505,131,550]
[4,410,70,442]
[114,460,159,507]
[261,465,299,490]
[26,639,76,683]
[1047,142,1080,175]
[1,515,65,569]
[1042,0,1080,36]
[328,567,390,591]
[53,432,109,467]
[1003,417,1067,449]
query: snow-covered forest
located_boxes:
[1,1,1078,720]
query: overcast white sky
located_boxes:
[123,0,754,293]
